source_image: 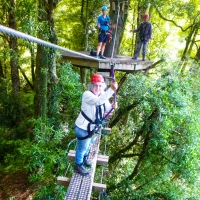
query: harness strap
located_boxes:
[77,104,105,140]
[81,111,92,123]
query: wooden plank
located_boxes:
[68,150,109,166]
[57,176,106,192]
[92,182,106,192]
[61,51,153,72]
[61,56,98,69]
[102,127,111,134]
[57,177,71,186]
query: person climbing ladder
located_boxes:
[130,13,152,61]
[96,6,110,59]
[74,74,118,176]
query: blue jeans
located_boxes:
[134,40,148,58]
[74,125,96,164]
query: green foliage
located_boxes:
[0,0,200,199]
[0,78,34,127]
[56,62,83,126]
[0,62,82,198]
[19,117,68,199]
[55,0,108,51]
[105,62,200,199]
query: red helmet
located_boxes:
[91,74,104,83]
[144,13,149,19]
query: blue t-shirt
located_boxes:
[97,15,110,31]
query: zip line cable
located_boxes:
[0,25,102,61]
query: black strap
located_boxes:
[77,104,105,140]
[81,111,92,123]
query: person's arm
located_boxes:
[107,16,111,28]
[130,23,141,33]
[97,16,101,29]
[83,82,118,106]
[83,88,114,106]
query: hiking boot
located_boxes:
[74,163,90,176]
[83,156,92,167]
[100,55,106,59]
[142,58,145,61]
[132,57,137,60]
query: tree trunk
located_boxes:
[195,46,200,60]
[34,0,60,118]
[46,1,60,122]
[8,0,20,92]
[181,24,196,61]
[30,44,35,84]
[187,24,199,55]
[0,61,4,79]
[34,1,49,117]
[79,0,89,83]
[34,45,48,117]
[104,0,129,58]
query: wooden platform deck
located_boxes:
[61,51,153,72]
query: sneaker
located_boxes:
[100,55,106,59]
[83,156,92,167]
[142,58,145,61]
[96,55,99,59]
[74,163,90,176]
[132,57,137,60]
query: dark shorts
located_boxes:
[98,32,107,43]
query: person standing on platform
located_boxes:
[96,6,110,59]
[130,13,152,61]
[74,74,118,176]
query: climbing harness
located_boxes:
[77,103,106,140]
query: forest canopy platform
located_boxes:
[61,51,153,72]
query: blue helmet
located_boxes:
[102,6,107,11]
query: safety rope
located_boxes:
[110,3,121,60]
[0,24,101,61]
[102,64,116,121]
[98,2,125,199]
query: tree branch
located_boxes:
[144,59,164,75]
[120,153,141,158]
[155,6,192,32]
[110,101,140,127]
[109,127,143,164]
[117,72,129,93]
[107,109,159,192]
[18,66,34,90]
[158,153,176,165]
[128,109,159,180]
